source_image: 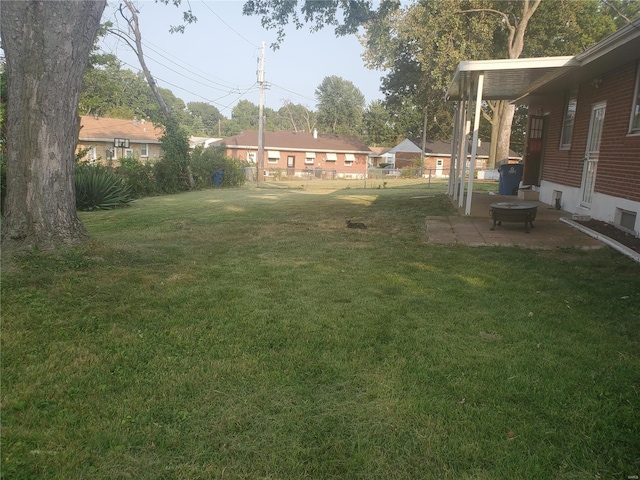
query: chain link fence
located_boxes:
[244,167,446,183]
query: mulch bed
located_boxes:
[576,219,640,254]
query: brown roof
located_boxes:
[78,116,163,143]
[218,130,371,153]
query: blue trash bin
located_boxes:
[498,164,523,195]
[212,169,224,187]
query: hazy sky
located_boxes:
[99,0,387,116]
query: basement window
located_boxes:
[616,208,638,234]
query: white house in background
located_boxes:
[189,136,221,149]
[385,138,521,177]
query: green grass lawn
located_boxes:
[2,181,639,479]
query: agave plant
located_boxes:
[75,163,132,211]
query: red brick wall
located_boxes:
[226,148,368,174]
[531,60,640,201]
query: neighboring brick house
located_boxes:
[77,115,163,165]
[520,19,640,234]
[215,130,371,179]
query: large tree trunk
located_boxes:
[464,0,542,169]
[1,0,106,252]
[494,101,515,166]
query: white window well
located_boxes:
[325,152,337,162]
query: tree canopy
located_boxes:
[315,76,365,135]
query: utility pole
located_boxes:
[420,105,428,179]
[257,41,266,186]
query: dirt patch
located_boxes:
[576,220,640,254]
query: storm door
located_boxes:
[580,103,606,206]
[522,115,547,186]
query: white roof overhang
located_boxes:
[446,56,579,103]
[446,18,640,105]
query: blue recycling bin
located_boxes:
[498,164,523,195]
[212,169,224,187]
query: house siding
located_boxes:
[77,140,162,165]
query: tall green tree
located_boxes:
[274,101,317,133]
[1,0,106,251]
[315,76,365,135]
[187,102,225,136]
[361,0,624,167]
[362,100,396,146]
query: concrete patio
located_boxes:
[425,193,604,249]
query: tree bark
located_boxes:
[1,0,106,252]
[495,101,515,165]
[120,0,172,121]
[461,0,541,169]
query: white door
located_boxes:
[580,102,606,206]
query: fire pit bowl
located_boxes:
[489,202,538,233]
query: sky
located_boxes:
[99,0,387,116]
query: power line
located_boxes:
[269,82,317,104]
[136,36,254,92]
[198,0,260,48]
[103,51,258,112]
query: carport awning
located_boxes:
[446,56,579,103]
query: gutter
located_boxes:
[560,217,640,264]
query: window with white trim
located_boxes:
[630,62,640,134]
[325,152,337,162]
[344,153,355,166]
[560,88,577,149]
[267,150,280,164]
[305,152,316,164]
[125,148,134,159]
[86,146,97,164]
[140,143,149,157]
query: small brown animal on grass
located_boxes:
[346,219,367,229]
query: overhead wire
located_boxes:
[100,1,319,113]
[101,48,259,112]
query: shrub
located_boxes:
[190,145,246,188]
[155,119,193,194]
[75,163,132,211]
[116,157,158,199]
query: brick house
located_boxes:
[446,18,640,227]
[520,20,640,235]
[215,130,371,179]
[77,115,163,165]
